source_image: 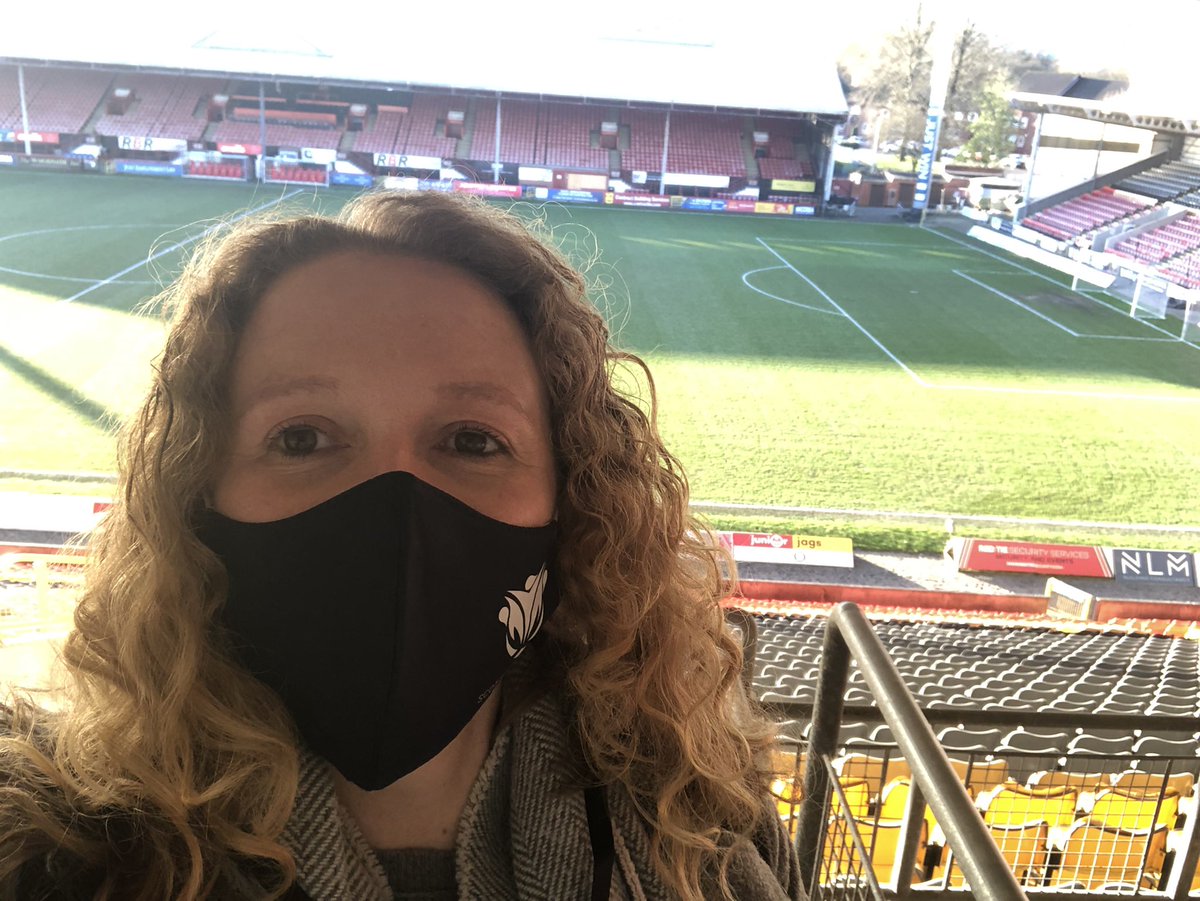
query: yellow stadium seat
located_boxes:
[837,752,910,800]
[1052,819,1167,890]
[1112,769,1195,799]
[940,820,1049,888]
[947,756,1009,796]
[823,816,928,886]
[1028,769,1112,793]
[1090,788,1180,831]
[985,783,1079,828]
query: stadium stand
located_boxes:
[92,73,223,142]
[1116,160,1200,202]
[540,101,608,170]
[664,112,746,176]
[1023,187,1153,241]
[352,106,408,155]
[756,115,815,179]
[1111,212,1200,265]
[620,107,667,173]
[0,67,110,134]
[398,92,459,158]
[471,97,537,166]
[210,117,343,150]
[759,610,1200,893]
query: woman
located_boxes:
[0,191,801,900]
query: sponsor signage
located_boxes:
[0,130,13,142]
[518,165,554,182]
[114,160,182,177]
[755,201,794,215]
[793,205,817,216]
[544,188,604,204]
[0,493,112,533]
[725,199,759,213]
[771,179,816,193]
[952,538,1112,577]
[18,155,77,169]
[1107,548,1199,585]
[301,147,337,165]
[0,154,14,165]
[330,172,373,187]
[118,135,187,153]
[681,197,727,211]
[1045,578,1096,620]
[913,110,942,210]
[452,181,522,198]
[16,131,60,144]
[610,193,672,208]
[663,172,730,189]
[718,532,854,568]
[217,142,262,156]
[374,151,444,170]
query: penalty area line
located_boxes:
[953,269,1079,336]
[755,237,929,387]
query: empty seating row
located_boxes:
[0,67,111,133]
[1024,187,1152,241]
[93,73,222,142]
[1117,160,1200,201]
[1112,212,1200,265]
[754,613,1200,717]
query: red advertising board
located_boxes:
[612,193,672,208]
[953,538,1112,577]
[453,182,523,198]
[724,199,759,213]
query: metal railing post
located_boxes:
[796,615,852,895]
[891,778,926,900]
[798,603,1029,901]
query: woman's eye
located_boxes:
[268,424,329,458]
[451,427,505,457]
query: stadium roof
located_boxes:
[0,18,848,119]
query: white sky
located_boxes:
[5,0,1198,115]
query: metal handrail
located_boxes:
[795,602,1028,900]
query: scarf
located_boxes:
[275,691,802,900]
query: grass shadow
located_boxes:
[0,342,118,429]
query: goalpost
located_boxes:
[1127,269,1170,320]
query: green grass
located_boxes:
[2,170,1198,552]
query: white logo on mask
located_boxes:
[498,565,548,657]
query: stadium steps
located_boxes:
[81,82,114,135]
[337,127,356,153]
[742,115,759,181]
[201,119,221,143]
[458,96,479,161]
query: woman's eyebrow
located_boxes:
[240,375,341,414]
[437,381,533,422]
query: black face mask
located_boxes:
[196,471,558,791]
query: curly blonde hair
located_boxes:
[0,191,778,899]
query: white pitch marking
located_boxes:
[60,190,304,304]
[740,266,842,315]
[0,265,157,285]
[953,269,1080,336]
[760,239,1200,404]
[928,226,1199,349]
[756,237,929,386]
[1075,334,1177,342]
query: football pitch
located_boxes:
[2,170,1198,551]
